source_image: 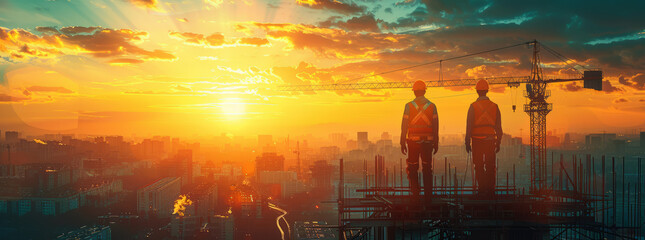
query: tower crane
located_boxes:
[277,40,603,194]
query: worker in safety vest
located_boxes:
[465,79,503,197]
[401,80,438,202]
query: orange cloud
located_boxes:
[618,73,645,90]
[169,31,226,47]
[295,0,364,15]
[0,93,30,103]
[170,31,271,48]
[249,22,414,59]
[25,86,74,94]
[0,26,176,61]
[128,0,161,11]
[108,58,145,65]
[237,37,270,46]
[613,98,628,103]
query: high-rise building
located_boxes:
[5,131,19,143]
[176,149,193,187]
[210,215,234,240]
[256,152,284,173]
[137,177,181,218]
[585,133,617,151]
[357,132,369,150]
[641,132,645,149]
[310,160,334,191]
[329,133,348,148]
[381,132,391,140]
[258,135,275,152]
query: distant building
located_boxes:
[381,132,391,140]
[258,171,305,198]
[310,160,334,191]
[171,216,200,240]
[140,139,164,159]
[641,132,645,149]
[256,152,284,173]
[209,215,234,240]
[346,140,357,150]
[357,132,369,150]
[585,133,617,151]
[546,131,561,148]
[5,131,19,143]
[258,135,274,153]
[0,194,80,216]
[185,181,218,217]
[329,133,348,148]
[137,177,181,218]
[176,149,193,187]
[319,146,340,161]
[56,225,111,240]
[158,150,193,187]
[240,193,262,218]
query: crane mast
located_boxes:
[277,40,603,194]
[525,40,551,193]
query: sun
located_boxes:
[219,98,246,118]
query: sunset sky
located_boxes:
[0,0,643,139]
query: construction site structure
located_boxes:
[334,155,642,240]
[278,40,603,194]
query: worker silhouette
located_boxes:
[400,81,438,203]
[465,80,503,198]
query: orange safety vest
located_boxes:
[471,99,498,139]
[407,100,435,141]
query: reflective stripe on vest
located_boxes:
[472,99,497,138]
[407,100,434,139]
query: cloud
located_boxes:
[59,26,99,35]
[0,26,176,61]
[613,98,628,103]
[123,90,203,96]
[295,0,365,15]
[249,22,415,59]
[319,14,383,32]
[562,80,623,94]
[169,31,226,47]
[205,0,223,8]
[618,73,645,90]
[0,93,30,102]
[561,82,583,92]
[602,80,622,93]
[237,37,270,46]
[173,85,191,91]
[128,0,161,11]
[25,86,74,94]
[108,58,145,65]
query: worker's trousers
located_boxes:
[472,138,497,197]
[406,140,433,199]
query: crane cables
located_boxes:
[333,41,533,85]
[540,43,590,74]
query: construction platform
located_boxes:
[336,156,643,240]
[339,187,635,240]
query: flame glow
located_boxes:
[172,195,193,217]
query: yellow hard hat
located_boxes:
[412,81,426,91]
[475,79,489,90]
